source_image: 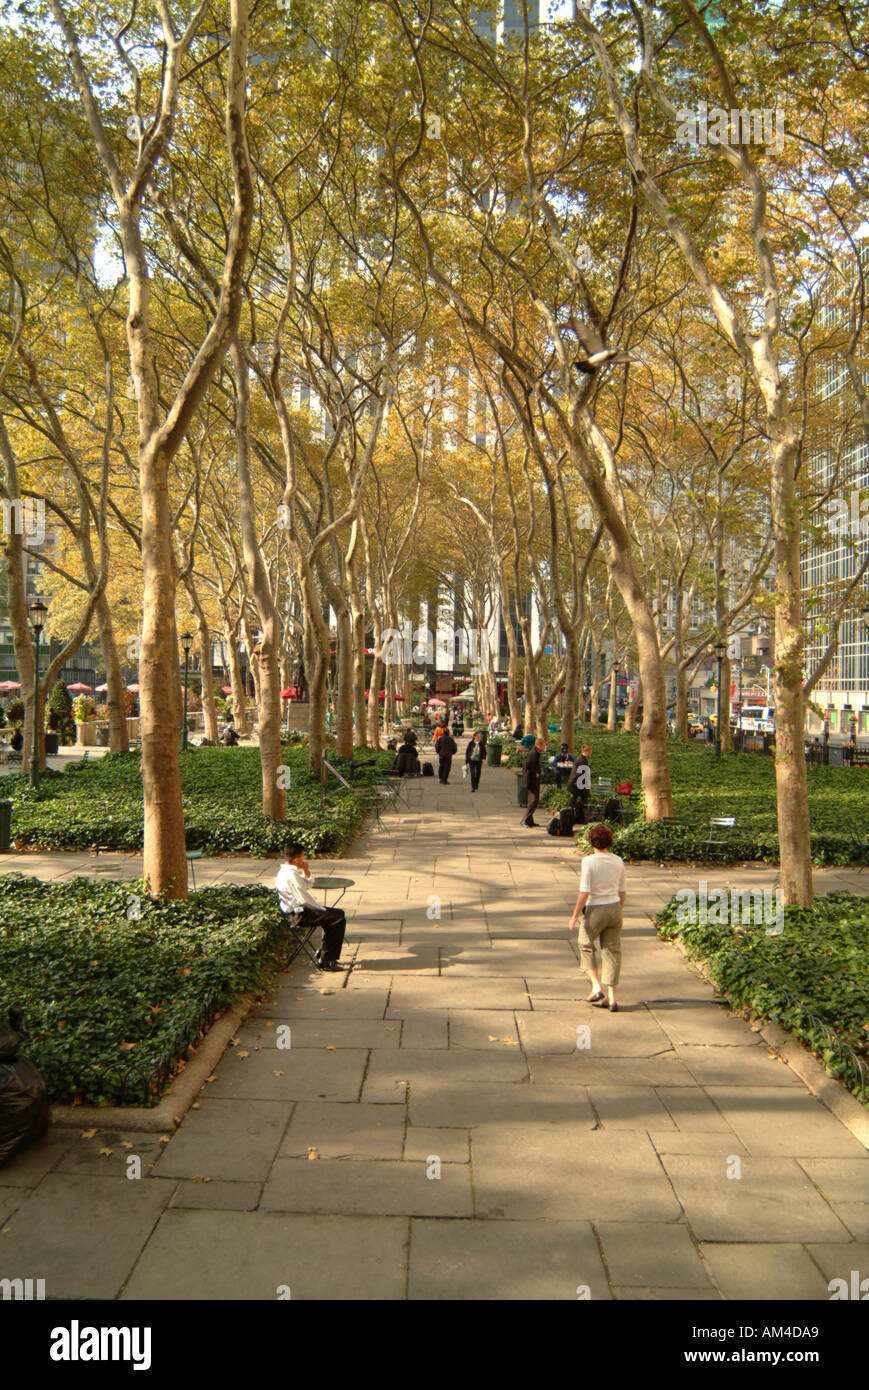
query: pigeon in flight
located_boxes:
[569,314,635,373]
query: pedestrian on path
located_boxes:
[567,743,592,822]
[465,729,484,791]
[275,842,347,972]
[435,728,457,783]
[569,823,626,1011]
[520,737,545,826]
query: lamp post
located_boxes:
[713,640,725,759]
[181,631,193,750]
[28,597,47,789]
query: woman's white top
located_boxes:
[579,851,626,906]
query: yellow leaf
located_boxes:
[120,1141,133,1150]
[99,1147,113,1157]
[80,1128,97,1139]
[237,1051,250,1058]
[307,1146,319,1160]
[265,1021,275,1028]
[159,1135,171,1143]
[326,1045,336,1050]
[272,1070,284,1077]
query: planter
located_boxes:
[95,725,110,747]
[44,732,59,756]
[75,721,96,747]
[486,741,503,766]
[516,772,528,807]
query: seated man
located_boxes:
[275,842,347,972]
[393,740,420,776]
[552,743,573,788]
[10,728,23,752]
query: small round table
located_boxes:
[311,876,355,908]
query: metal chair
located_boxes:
[700,817,736,860]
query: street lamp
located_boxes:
[28,597,48,789]
[713,640,726,759]
[181,631,193,750]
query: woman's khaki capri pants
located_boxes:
[579,902,623,986]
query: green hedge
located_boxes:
[0,876,293,1106]
[655,891,869,1103]
[2,745,394,857]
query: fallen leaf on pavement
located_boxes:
[99,1147,113,1157]
[80,1129,97,1139]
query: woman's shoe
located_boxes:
[591,997,610,1008]
[586,991,604,1003]
[609,1002,619,1013]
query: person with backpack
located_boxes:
[568,822,627,1011]
[435,727,457,783]
[520,737,545,827]
[465,729,485,791]
[567,743,592,821]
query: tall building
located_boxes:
[801,244,869,736]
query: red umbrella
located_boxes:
[95,683,108,693]
[68,682,93,692]
[126,684,140,693]
[280,688,297,699]
[0,680,21,692]
[221,686,233,695]
[393,694,406,702]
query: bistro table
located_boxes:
[311,876,355,909]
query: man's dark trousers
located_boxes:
[522,785,540,825]
[294,906,346,963]
[438,755,453,783]
[469,760,482,790]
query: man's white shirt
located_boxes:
[275,863,318,914]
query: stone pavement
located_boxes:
[1,749,868,1300]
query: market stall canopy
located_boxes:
[67,682,93,692]
[0,681,21,692]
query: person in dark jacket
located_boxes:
[402,728,418,747]
[568,743,592,822]
[435,729,457,783]
[520,737,545,826]
[393,741,420,776]
[511,723,523,740]
[10,727,23,752]
[221,722,239,747]
[465,729,485,791]
[552,743,573,789]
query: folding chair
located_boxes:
[700,817,736,860]
[281,909,320,967]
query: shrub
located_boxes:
[47,680,75,743]
[655,891,869,1103]
[72,694,96,722]
[7,697,24,726]
[0,876,297,1106]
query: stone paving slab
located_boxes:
[206,1046,368,1102]
[674,1043,806,1087]
[279,1102,406,1159]
[471,1126,682,1222]
[698,1243,832,1300]
[150,1100,293,1181]
[706,1088,869,1157]
[403,1127,470,1163]
[517,1008,676,1058]
[407,1218,611,1300]
[597,1222,712,1289]
[407,1080,595,1129]
[661,1155,854,1243]
[237,1017,401,1050]
[0,1173,173,1300]
[120,1211,409,1299]
[171,1180,262,1211]
[261,1158,473,1216]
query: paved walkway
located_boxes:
[1,752,868,1300]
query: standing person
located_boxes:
[848,727,857,765]
[435,726,457,783]
[275,842,347,972]
[465,729,485,791]
[433,715,447,742]
[520,736,545,827]
[568,743,592,822]
[569,823,626,1011]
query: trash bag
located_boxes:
[0,1008,50,1169]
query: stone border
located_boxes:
[50,994,257,1134]
[662,926,869,1153]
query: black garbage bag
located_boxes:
[0,1008,50,1169]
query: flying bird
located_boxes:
[568,314,635,373]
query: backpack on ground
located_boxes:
[558,806,576,836]
[546,815,562,836]
[422,761,434,777]
[603,796,622,822]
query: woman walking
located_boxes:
[465,729,484,791]
[569,823,626,1011]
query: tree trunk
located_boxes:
[96,593,129,753]
[607,658,618,730]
